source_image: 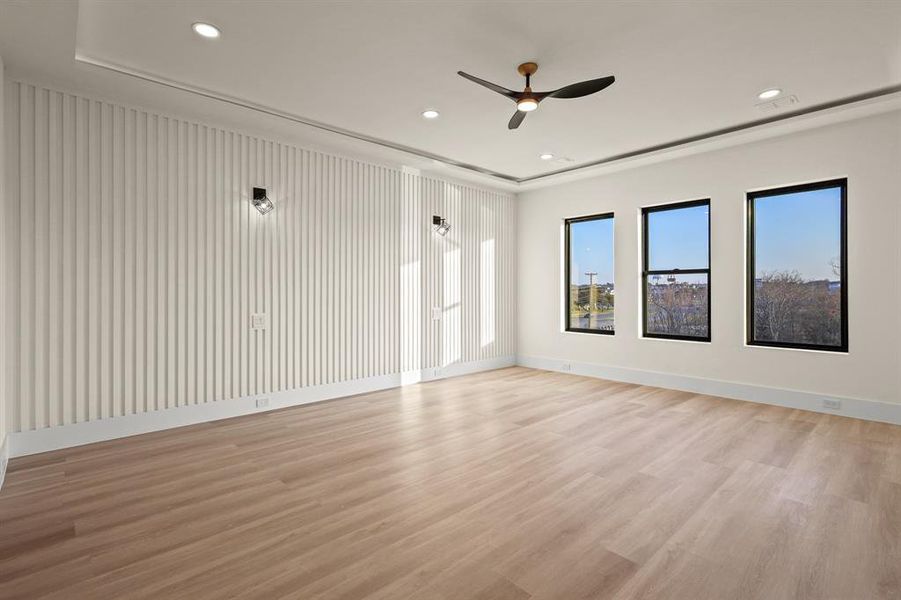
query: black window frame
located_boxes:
[564,212,615,336]
[746,178,848,352]
[641,199,712,342]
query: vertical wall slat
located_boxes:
[48,90,63,427]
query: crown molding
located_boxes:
[516,85,901,191]
[72,53,901,192]
[73,52,521,191]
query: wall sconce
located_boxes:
[253,187,274,215]
[432,215,450,236]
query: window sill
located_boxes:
[640,335,711,344]
[744,342,849,355]
[562,329,615,337]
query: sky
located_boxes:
[570,217,614,285]
[569,204,709,286]
[647,204,709,270]
[754,186,842,281]
[570,187,840,285]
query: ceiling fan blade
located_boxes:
[546,75,615,99]
[508,110,527,130]
[458,71,519,99]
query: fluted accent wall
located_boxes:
[3,80,516,434]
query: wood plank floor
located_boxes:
[2,367,900,599]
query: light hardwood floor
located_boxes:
[1,367,900,599]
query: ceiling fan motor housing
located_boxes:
[517,62,539,77]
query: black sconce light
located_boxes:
[253,187,274,215]
[432,215,450,236]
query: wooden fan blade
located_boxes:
[508,110,527,130]
[546,75,615,99]
[458,71,520,99]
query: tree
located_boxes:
[646,281,708,336]
[754,270,840,345]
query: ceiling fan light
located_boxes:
[517,98,539,112]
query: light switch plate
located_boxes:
[251,313,268,330]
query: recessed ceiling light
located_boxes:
[758,88,782,100]
[421,109,440,119]
[192,22,221,39]
[539,153,555,160]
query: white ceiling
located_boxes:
[2,1,901,184]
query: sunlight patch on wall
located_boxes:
[481,238,496,348]
[442,247,461,366]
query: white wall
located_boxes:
[0,55,7,470]
[4,77,898,458]
[3,79,516,436]
[518,111,901,410]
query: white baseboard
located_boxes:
[7,356,515,458]
[0,436,8,491]
[516,355,901,425]
[10,352,894,466]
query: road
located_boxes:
[571,312,614,330]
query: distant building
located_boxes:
[753,278,841,293]
[570,282,615,310]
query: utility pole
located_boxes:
[584,272,598,318]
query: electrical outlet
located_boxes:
[431,306,441,321]
[561,363,572,372]
[255,397,269,409]
[251,313,268,330]
[823,398,842,410]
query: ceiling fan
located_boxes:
[457,62,615,130]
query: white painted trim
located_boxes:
[516,355,901,425]
[517,95,901,191]
[65,51,901,190]
[7,74,518,194]
[8,356,515,458]
[72,54,520,190]
[0,437,8,491]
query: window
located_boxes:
[565,213,615,334]
[642,200,710,341]
[747,179,847,352]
